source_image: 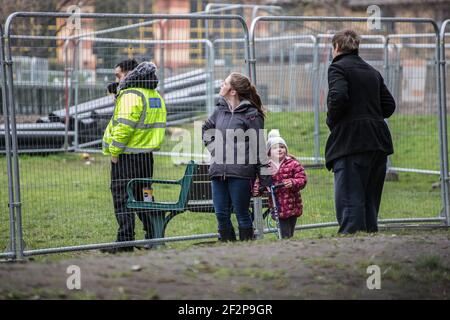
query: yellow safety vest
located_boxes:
[102,88,166,156]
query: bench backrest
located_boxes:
[177,161,197,207]
[187,164,212,202]
[184,163,269,214]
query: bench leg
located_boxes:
[149,213,167,247]
[147,212,181,248]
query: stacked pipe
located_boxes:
[1,68,221,152]
[0,122,75,152]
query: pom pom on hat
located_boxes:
[268,129,281,139]
[266,129,288,154]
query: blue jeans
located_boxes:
[211,177,253,231]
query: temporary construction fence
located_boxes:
[1,13,450,260]
[0,12,252,259]
[0,39,216,154]
[249,16,449,237]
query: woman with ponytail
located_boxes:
[202,72,271,242]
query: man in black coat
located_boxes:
[325,29,396,234]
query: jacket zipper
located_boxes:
[223,108,235,180]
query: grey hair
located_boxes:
[332,29,361,53]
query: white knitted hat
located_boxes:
[266,129,288,155]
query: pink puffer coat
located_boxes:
[253,156,308,219]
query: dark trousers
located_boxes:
[211,177,254,231]
[333,151,387,234]
[279,216,298,239]
[110,153,157,242]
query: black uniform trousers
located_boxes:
[333,151,387,234]
[110,152,158,242]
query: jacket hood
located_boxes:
[217,96,254,113]
[117,61,159,93]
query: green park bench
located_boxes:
[127,160,323,242]
[126,160,198,240]
[126,161,273,241]
[127,161,231,239]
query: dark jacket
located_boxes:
[325,50,396,170]
[202,97,269,181]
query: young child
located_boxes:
[253,129,308,239]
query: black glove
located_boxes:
[259,175,272,189]
[257,163,273,189]
[107,82,119,95]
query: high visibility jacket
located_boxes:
[102,88,166,156]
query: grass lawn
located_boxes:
[0,111,444,256]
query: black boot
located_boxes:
[230,228,236,241]
[239,228,254,241]
[218,228,236,242]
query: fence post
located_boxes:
[3,19,24,260]
[249,22,257,84]
[158,20,166,96]
[312,37,321,164]
[253,197,264,239]
[382,35,398,180]
[439,20,450,227]
[206,40,215,116]
[73,39,80,150]
[0,24,16,260]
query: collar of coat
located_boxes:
[216,96,254,113]
[270,155,297,172]
[116,61,159,95]
[331,49,359,63]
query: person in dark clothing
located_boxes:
[325,30,396,234]
[101,59,166,253]
[202,72,271,242]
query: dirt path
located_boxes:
[0,231,449,300]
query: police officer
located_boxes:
[102,59,166,253]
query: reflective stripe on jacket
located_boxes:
[102,88,166,156]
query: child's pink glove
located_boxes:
[283,179,293,188]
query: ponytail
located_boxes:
[249,84,266,118]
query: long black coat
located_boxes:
[325,50,396,170]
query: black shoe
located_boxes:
[239,228,254,241]
[218,228,237,242]
[135,243,154,250]
[100,246,134,254]
[134,234,156,250]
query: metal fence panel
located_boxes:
[250,16,447,230]
[1,12,251,256]
[2,13,449,259]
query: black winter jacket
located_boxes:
[325,50,396,170]
[202,97,270,181]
